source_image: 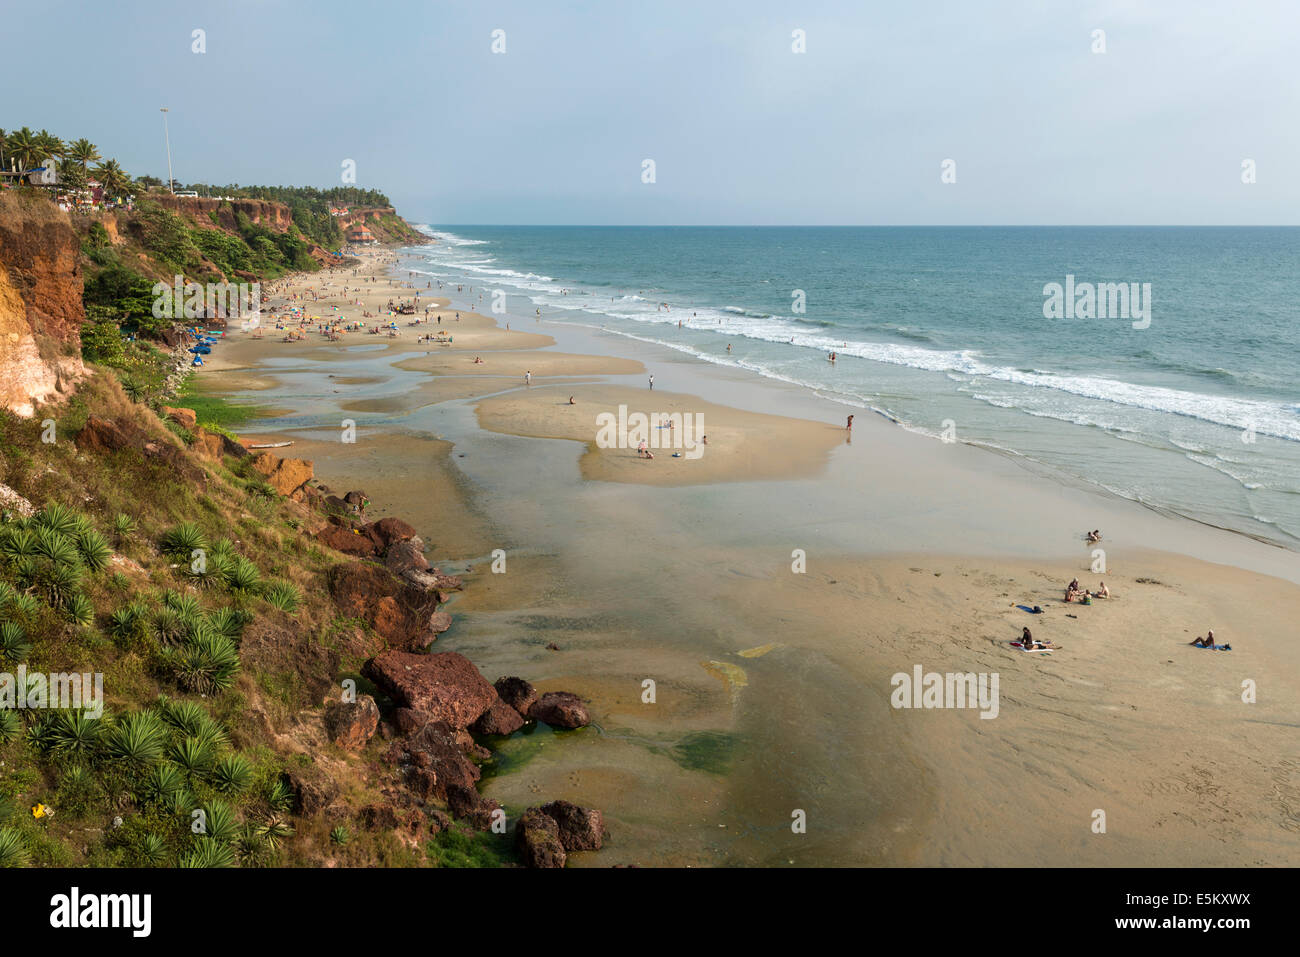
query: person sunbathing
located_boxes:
[1189,629,1230,650]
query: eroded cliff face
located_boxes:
[0,193,87,417]
[151,195,294,232]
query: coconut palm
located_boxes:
[5,127,39,171]
[91,159,131,202]
[66,138,100,170]
[35,130,64,162]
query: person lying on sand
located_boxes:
[1020,627,1056,650]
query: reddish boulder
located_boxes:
[322,694,379,751]
[163,406,198,430]
[317,523,380,557]
[252,453,314,496]
[471,698,525,736]
[365,516,417,549]
[384,539,429,575]
[494,676,538,718]
[77,415,132,453]
[328,561,444,650]
[539,800,605,851]
[529,692,590,729]
[515,808,566,868]
[362,651,496,730]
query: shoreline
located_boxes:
[190,246,1300,866]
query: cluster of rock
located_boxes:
[318,647,600,866]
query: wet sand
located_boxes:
[192,247,1300,867]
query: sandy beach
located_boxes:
[191,246,1300,867]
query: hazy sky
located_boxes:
[7,0,1299,224]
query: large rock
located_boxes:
[322,694,379,751]
[163,406,198,430]
[316,524,380,558]
[285,767,340,817]
[385,719,500,829]
[328,561,446,650]
[77,415,133,453]
[515,808,566,868]
[471,698,525,736]
[193,427,250,462]
[494,677,538,718]
[251,453,314,496]
[529,692,590,729]
[362,651,496,730]
[384,539,429,575]
[539,800,605,851]
[365,517,417,549]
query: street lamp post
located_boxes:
[160,108,174,194]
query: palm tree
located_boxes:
[0,129,6,173]
[7,127,38,172]
[66,138,100,171]
[92,159,131,202]
[35,130,64,164]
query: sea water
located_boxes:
[405,225,1300,549]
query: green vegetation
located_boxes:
[426,827,517,868]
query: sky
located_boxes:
[5,0,1299,225]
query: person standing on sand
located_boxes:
[649,374,655,390]
[846,415,854,431]
[525,370,531,385]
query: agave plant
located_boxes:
[260,580,301,613]
[9,592,39,619]
[225,558,262,593]
[170,629,240,695]
[151,606,187,645]
[41,561,83,610]
[266,777,294,814]
[170,735,214,775]
[74,527,112,572]
[206,606,248,641]
[104,711,167,770]
[163,590,203,621]
[253,816,295,852]
[48,709,103,759]
[108,606,138,640]
[330,825,350,846]
[0,529,36,561]
[209,754,252,794]
[159,523,209,562]
[188,551,233,589]
[0,827,30,868]
[139,833,169,866]
[178,837,236,868]
[0,709,21,745]
[137,761,186,806]
[66,592,95,627]
[0,580,16,607]
[35,503,80,538]
[158,699,208,737]
[33,526,79,567]
[198,799,240,843]
[0,622,29,663]
[112,513,136,545]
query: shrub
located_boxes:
[0,622,30,663]
[178,838,236,868]
[0,828,30,868]
[159,523,209,562]
[210,754,252,794]
[105,711,168,771]
[260,580,300,613]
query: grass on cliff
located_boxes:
[0,371,397,867]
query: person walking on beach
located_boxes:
[649,374,655,390]
[846,414,854,431]
[525,370,531,385]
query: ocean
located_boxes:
[404,225,1300,549]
